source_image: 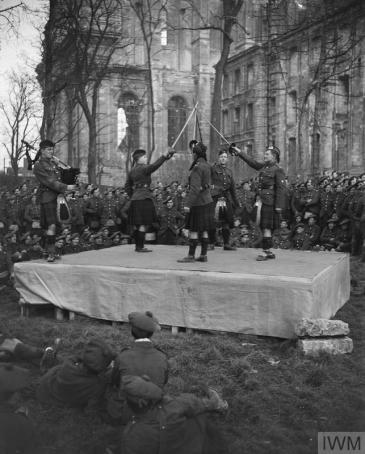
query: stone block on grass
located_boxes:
[298,337,353,356]
[295,318,349,337]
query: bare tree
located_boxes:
[170,0,245,158]
[127,0,169,163]
[0,70,42,176]
[39,0,132,183]
[266,0,364,174]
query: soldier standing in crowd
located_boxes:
[33,140,76,262]
[178,142,215,263]
[236,180,255,226]
[209,149,239,251]
[230,144,286,261]
[125,148,175,252]
[23,194,41,234]
[84,187,103,232]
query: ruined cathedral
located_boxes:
[40,0,365,185]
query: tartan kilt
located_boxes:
[185,202,215,232]
[128,199,158,226]
[260,204,279,230]
[40,200,58,229]
[213,196,234,228]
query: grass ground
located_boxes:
[1,257,364,454]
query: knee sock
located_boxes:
[188,239,198,257]
[222,228,230,245]
[135,231,145,249]
[200,238,209,256]
[46,235,55,255]
[208,229,216,245]
[262,237,272,251]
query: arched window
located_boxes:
[168,96,187,151]
[118,92,140,153]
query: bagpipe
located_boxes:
[22,140,80,224]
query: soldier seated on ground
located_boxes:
[272,219,292,250]
[335,218,352,253]
[320,217,339,251]
[108,311,169,422]
[120,375,228,454]
[291,223,311,251]
[37,337,116,409]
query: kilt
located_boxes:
[213,195,234,228]
[185,202,215,232]
[128,199,158,226]
[260,204,280,230]
[40,200,58,229]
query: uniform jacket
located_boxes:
[210,162,238,206]
[304,224,321,245]
[125,156,168,201]
[114,341,169,389]
[302,189,320,216]
[122,393,212,454]
[185,158,213,208]
[33,157,67,204]
[158,206,185,235]
[237,154,286,209]
[319,192,334,218]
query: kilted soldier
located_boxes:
[33,140,76,262]
[178,142,215,263]
[230,144,286,261]
[125,148,175,252]
[209,149,240,250]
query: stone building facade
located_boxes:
[222,0,365,182]
[45,0,221,186]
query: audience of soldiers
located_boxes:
[0,169,364,288]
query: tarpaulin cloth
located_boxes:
[14,246,350,338]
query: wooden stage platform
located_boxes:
[14,245,350,338]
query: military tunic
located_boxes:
[210,162,238,227]
[237,154,286,230]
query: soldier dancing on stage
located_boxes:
[33,140,76,262]
[209,149,239,250]
[230,143,286,261]
[125,148,175,252]
[178,142,215,263]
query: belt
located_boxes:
[133,184,150,189]
[260,186,274,190]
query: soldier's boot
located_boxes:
[177,239,198,262]
[208,228,216,250]
[196,237,209,262]
[46,235,56,262]
[135,231,152,252]
[257,237,275,261]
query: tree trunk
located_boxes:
[88,122,97,184]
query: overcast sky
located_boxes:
[0,0,47,169]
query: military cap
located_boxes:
[132,149,146,162]
[192,141,207,157]
[39,139,55,149]
[295,223,305,229]
[327,217,337,224]
[71,233,79,240]
[56,235,65,241]
[163,197,173,205]
[121,375,163,401]
[267,145,280,163]
[189,139,198,150]
[110,231,121,240]
[0,363,30,395]
[307,213,317,219]
[128,311,160,333]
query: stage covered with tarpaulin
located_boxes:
[14,245,350,338]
